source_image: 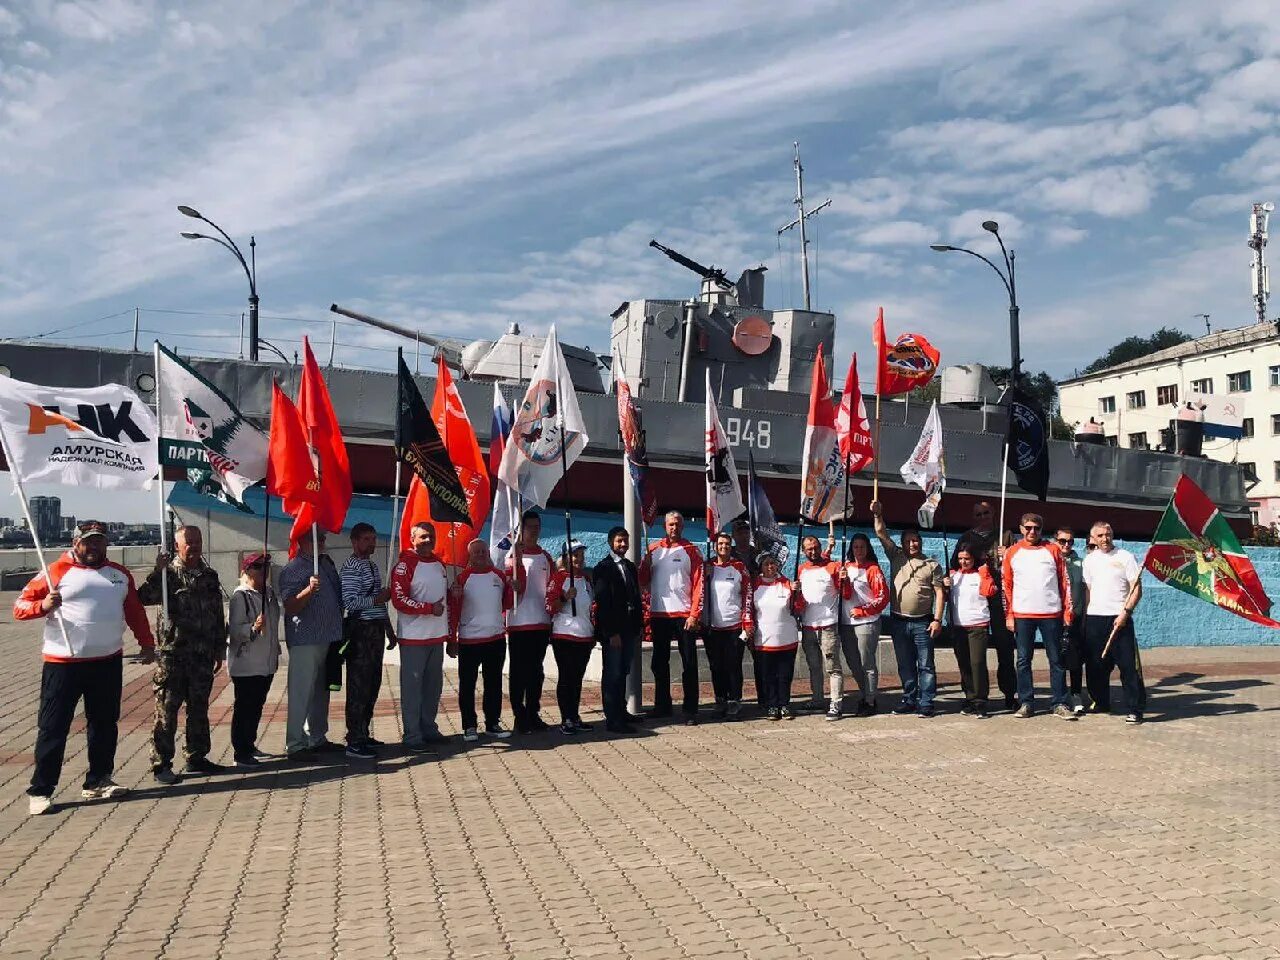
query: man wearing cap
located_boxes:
[139,525,228,783]
[16,521,154,815]
[340,522,395,760]
[279,528,345,759]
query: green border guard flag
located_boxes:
[1144,474,1280,629]
[156,343,268,510]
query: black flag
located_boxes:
[1006,388,1049,502]
[747,447,789,566]
[396,354,470,524]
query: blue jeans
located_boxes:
[1013,617,1067,708]
[601,630,638,724]
[889,616,936,709]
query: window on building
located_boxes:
[1239,462,1257,482]
[1191,377,1213,395]
[1272,413,1280,436]
[1126,390,1146,410]
[1275,461,1280,482]
[1128,432,1148,449]
[1156,384,1178,406]
[1099,396,1116,414]
[1242,418,1255,438]
[1227,371,1252,392]
[1270,364,1280,387]
[1105,435,1119,447]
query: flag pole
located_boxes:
[1101,578,1141,658]
[389,348,405,569]
[262,482,271,612]
[0,418,75,654]
[153,342,169,624]
[556,364,577,617]
[997,440,1010,558]
[872,391,882,502]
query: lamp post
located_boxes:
[930,220,1020,384]
[178,205,259,361]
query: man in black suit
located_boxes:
[593,526,644,733]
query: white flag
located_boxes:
[497,326,589,508]
[705,370,745,535]
[487,481,519,568]
[900,400,946,528]
[156,343,268,509]
[0,376,159,489]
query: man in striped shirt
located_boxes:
[340,522,395,760]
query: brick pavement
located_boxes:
[0,613,1278,960]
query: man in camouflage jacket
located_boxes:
[138,525,227,782]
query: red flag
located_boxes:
[266,380,319,505]
[288,338,353,552]
[800,343,846,522]
[616,367,657,525]
[836,353,874,474]
[399,355,490,566]
[873,307,940,397]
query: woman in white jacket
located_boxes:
[227,553,281,766]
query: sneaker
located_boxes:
[81,779,128,800]
[462,729,479,743]
[365,737,386,747]
[1053,704,1078,721]
[184,757,228,775]
[572,719,593,732]
[726,700,742,719]
[250,749,274,762]
[1070,694,1086,716]
[234,754,259,768]
[857,700,877,717]
[345,743,377,760]
[1125,713,1143,724]
[559,721,578,735]
[527,716,550,732]
[959,702,976,717]
[892,701,916,715]
[781,707,795,721]
[311,740,344,753]
[1004,695,1017,711]
[28,795,54,816]
[825,702,842,722]
[768,708,781,722]
[484,723,512,740]
[1014,704,1034,719]
[917,706,935,718]
[407,741,436,754]
[683,715,698,726]
[286,748,313,762]
[153,765,179,785]
[974,703,989,719]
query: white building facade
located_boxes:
[1058,321,1280,529]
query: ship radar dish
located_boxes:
[732,316,772,356]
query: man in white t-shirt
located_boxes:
[1082,521,1146,723]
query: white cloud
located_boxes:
[47,0,151,41]
[1035,165,1159,217]
[854,220,935,247]
[0,7,22,36]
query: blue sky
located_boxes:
[1,0,1278,521]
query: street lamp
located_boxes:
[930,220,1021,383]
[177,205,260,361]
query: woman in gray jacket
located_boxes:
[227,553,281,766]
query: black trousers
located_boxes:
[344,619,386,744]
[325,640,344,692]
[601,630,638,724]
[950,625,990,705]
[650,617,700,714]
[551,639,594,723]
[988,604,1017,702]
[1063,621,1085,695]
[704,628,745,703]
[459,639,506,731]
[507,628,550,726]
[29,655,123,797]
[230,674,273,757]
[1083,615,1146,714]
[745,643,767,704]
[760,648,795,710]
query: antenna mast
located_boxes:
[1248,201,1272,324]
[778,142,831,311]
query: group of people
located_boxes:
[16,499,1147,817]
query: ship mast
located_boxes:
[1248,201,1273,324]
[778,142,830,311]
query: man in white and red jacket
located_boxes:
[391,522,450,752]
[797,535,850,720]
[639,510,704,722]
[450,539,515,741]
[1002,512,1075,720]
[15,521,155,815]
[694,532,754,719]
[505,510,556,734]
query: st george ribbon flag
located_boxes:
[486,383,519,567]
[705,369,744,536]
[498,325,589,508]
[747,446,788,566]
[0,376,158,489]
[1144,474,1280,629]
[395,353,468,525]
[835,353,874,475]
[873,307,941,397]
[616,361,657,526]
[1007,387,1050,501]
[900,401,946,528]
[800,343,848,523]
[155,343,267,510]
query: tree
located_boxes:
[1081,327,1192,375]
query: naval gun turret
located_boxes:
[649,239,734,292]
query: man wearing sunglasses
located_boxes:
[1054,527,1088,716]
[1002,513,1075,720]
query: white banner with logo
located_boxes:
[0,377,159,489]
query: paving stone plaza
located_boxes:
[1,613,1277,960]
